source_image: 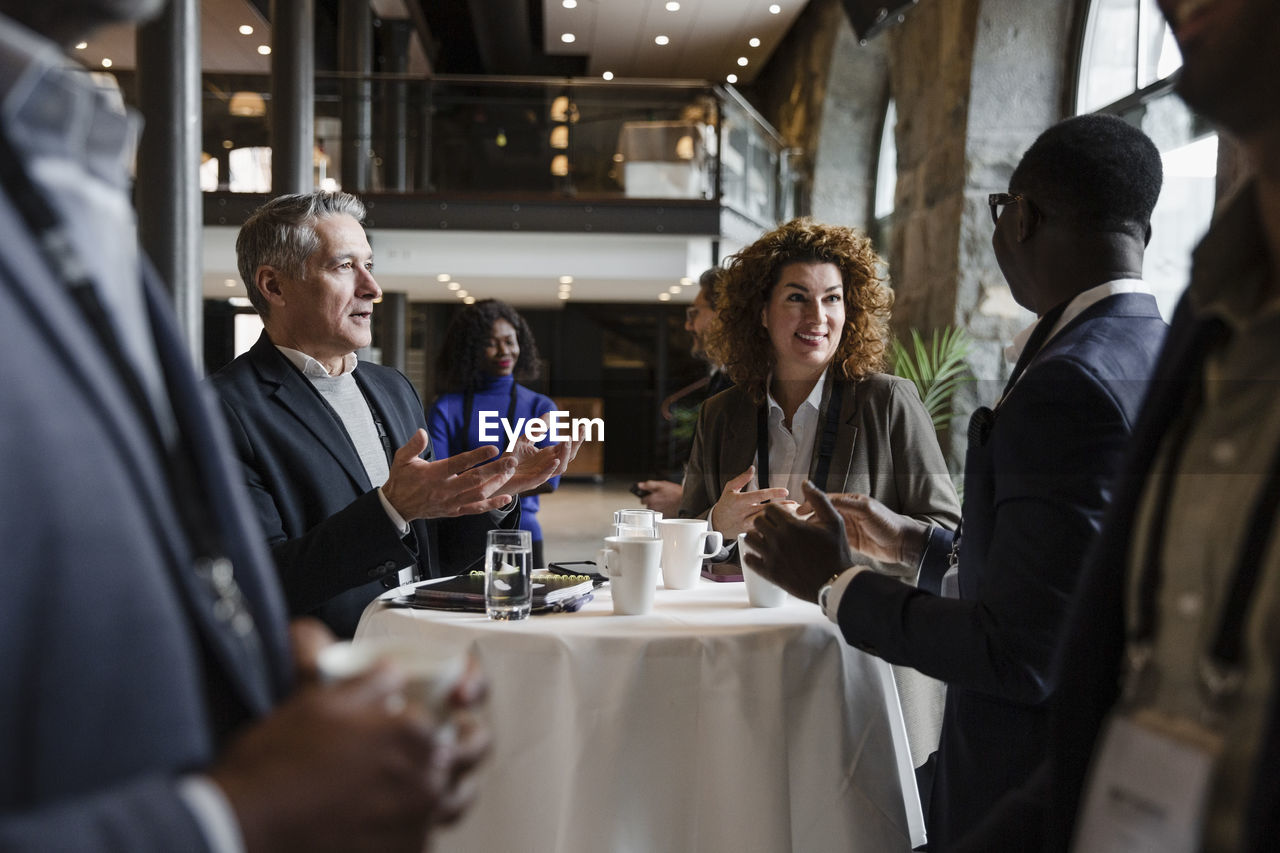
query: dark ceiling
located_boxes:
[248,0,587,76]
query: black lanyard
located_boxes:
[1131,320,1280,693]
[356,380,394,465]
[757,377,845,491]
[0,123,224,561]
[461,379,520,447]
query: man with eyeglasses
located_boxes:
[634,266,733,516]
[741,114,1167,848]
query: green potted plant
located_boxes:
[890,326,973,431]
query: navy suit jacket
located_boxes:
[835,292,1166,849]
[0,204,291,844]
[210,334,515,637]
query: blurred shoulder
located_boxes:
[699,383,754,422]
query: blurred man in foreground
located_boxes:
[0,2,488,850]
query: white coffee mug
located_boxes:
[737,533,787,608]
[316,638,467,715]
[597,535,662,615]
[656,518,724,589]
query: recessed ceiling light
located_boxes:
[224,278,236,288]
[229,297,252,308]
[558,291,571,300]
[559,275,574,284]
[456,289,468,298]
[238,24,254,35]
[769,4,782,13]
[463,296,476,304]
[437,273,451,282]
[563,0,577,7]
[665,1,680,10]
[669,285,682,294]
[749,37,761,47]
[658,293,672,302]
[680,277,693,286]
[655,35,670,45]
[257,44,271,55]
[737,56,749,66]
[602,71,614,80]
[101,58,113,68]
[726,74,738,84]
[447,282,461,291]
[75,41,87,50]
[561,33,576,43]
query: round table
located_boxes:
[357,578,937,852]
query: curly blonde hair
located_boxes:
[704,218,892,403]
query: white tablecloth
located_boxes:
[357,580,938,852]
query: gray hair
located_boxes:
[236,191,367,318]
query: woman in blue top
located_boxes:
[429,299,560,567]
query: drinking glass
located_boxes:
[485,529,533,620]
[613,508,661,538]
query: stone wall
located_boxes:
[746,0,1204,466]
[883,0,980,340]
[743,0,888,231]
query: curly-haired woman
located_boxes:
[429,299,560,566]
[679,218,960,577]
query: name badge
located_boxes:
[1072,709,1222,853]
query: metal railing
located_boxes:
[200,72,795,230]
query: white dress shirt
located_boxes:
[1003,279,1151,367]
[755,369,828,501]
[710,370,827,536]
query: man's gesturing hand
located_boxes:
[381,430,516,520]
[501,413,585,495]
[743,481,856,603]
[803,492,930,568]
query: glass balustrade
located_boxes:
[200,73,794,230]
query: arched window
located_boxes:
[1075,0,1217,319]
[870,97,897,252]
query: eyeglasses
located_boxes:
[988,192,1024,226]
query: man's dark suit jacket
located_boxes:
[0,216,292,844]
[210,333,515,637]
[835,292,1166,848]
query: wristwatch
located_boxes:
[817,571,844,614]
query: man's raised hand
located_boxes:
[381,430,516,519]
